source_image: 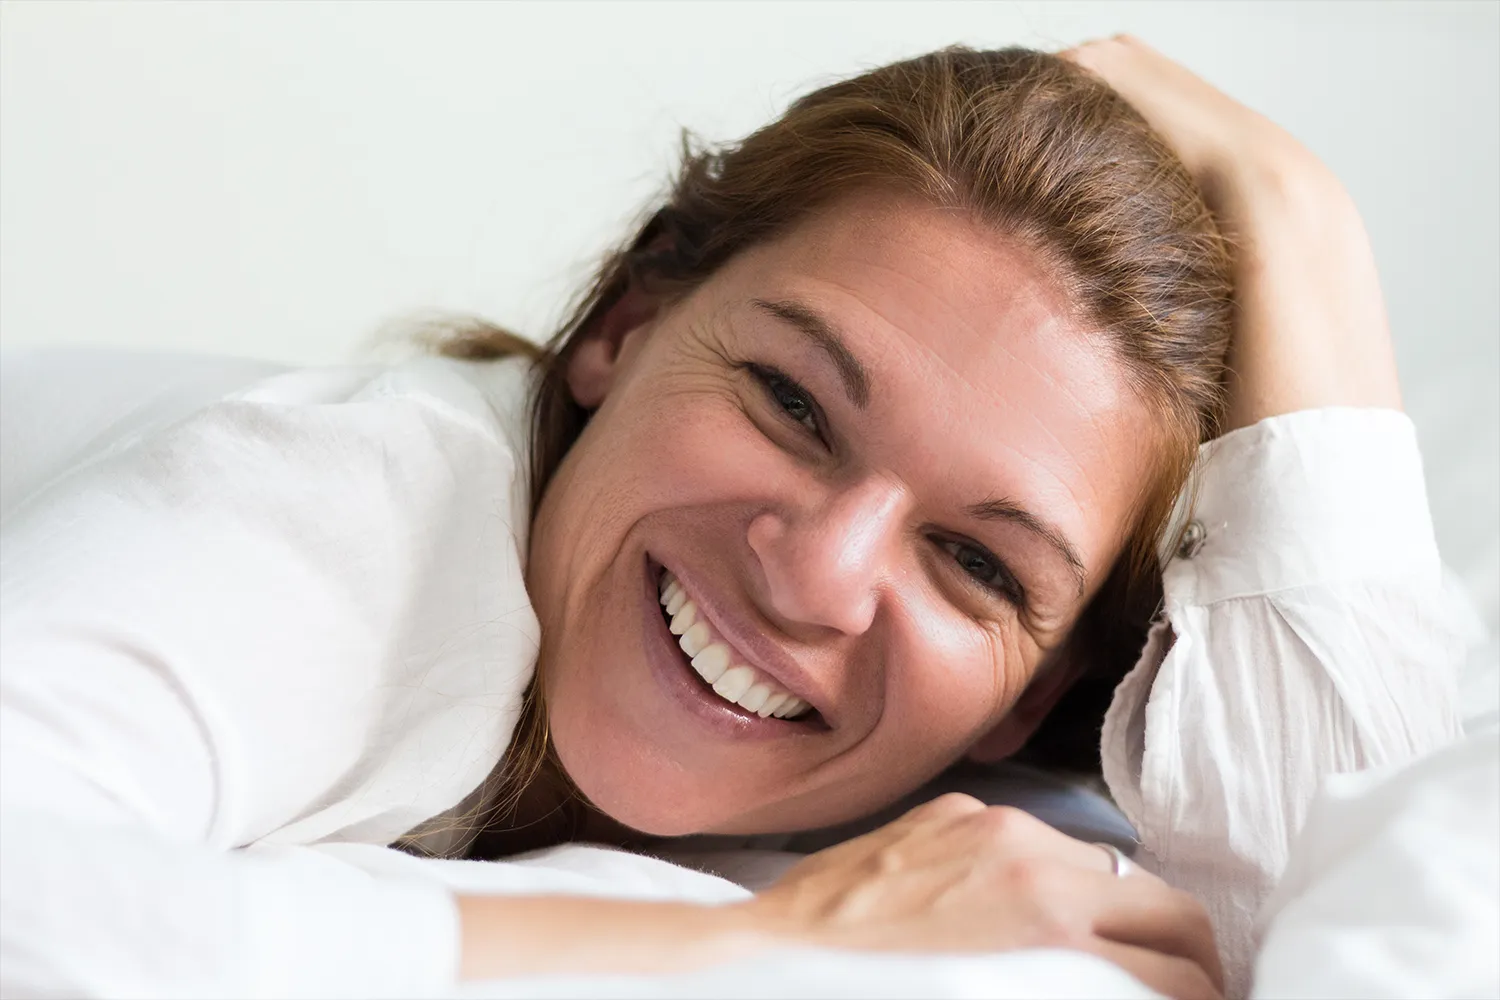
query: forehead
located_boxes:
[745,192,1097,381]
[715,191,1158,574]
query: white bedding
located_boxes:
[455,950,1159,1000]
[1252,728,1499,999]
[318,729,1498,1000]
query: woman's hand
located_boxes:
[747,794,1224,1000]
[458,795,1220,997]
[1062,36,1403,431]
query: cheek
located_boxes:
[593,383,795,516]
[530,378,795,632]
[884,606,1031,756]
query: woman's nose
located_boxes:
[746,479,905,637]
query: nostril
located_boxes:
[744,500,887,638]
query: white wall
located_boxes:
[2,0,1496,631]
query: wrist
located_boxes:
[1209,145,1400,431]
[456,894,786,981]
[731,889,814,952]
[1205,140,1356,238]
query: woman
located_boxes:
[0,37,1466,1000]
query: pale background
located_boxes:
[2,0,1496,637]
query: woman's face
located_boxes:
[527,191,1158,836]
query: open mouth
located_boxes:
[653,565,824,728]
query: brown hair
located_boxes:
[444,45,1233,827]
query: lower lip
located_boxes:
[640,558,808,741]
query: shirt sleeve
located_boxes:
[0,375,535,998]
[1100,407,1476,1000]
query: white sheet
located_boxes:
[314,729,1498,1000]
[1252,729,1499,999]
[453,950,1159,1000]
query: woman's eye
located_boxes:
[939,538,1021,603]
[749,365,820,435]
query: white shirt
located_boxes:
[0,348,1474,998]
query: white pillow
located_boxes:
[1252,730,1500,998]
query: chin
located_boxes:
[552,737,885,840]
[556,746,724,837]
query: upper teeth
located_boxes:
[659,571,810,720]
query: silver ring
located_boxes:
[1093,842,1136,878]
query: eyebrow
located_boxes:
[752,296,1084,598]
[967,497,1087,598]
[751,298,871,409]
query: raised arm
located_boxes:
[1064,34,1403,428]
[1065,36,1472,998]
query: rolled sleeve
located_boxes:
[1103,408,1471,999]
[1160,407,1442,605]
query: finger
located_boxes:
[957,807,1153,877]
[1072,838,1153,877]
[1087,938,1223,1000]
[879,792,986,839]
[1056,34,1200,108]
[1083,873,1225,993]
[1056,35,1141,72]
[1088,841,1152,878]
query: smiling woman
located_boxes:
[518,185,1182,839]
[445,47,1233,842]
[0,38,1470,1000]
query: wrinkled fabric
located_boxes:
[1103,409,1477,999]
[1,351,538,998]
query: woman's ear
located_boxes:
[964,655,1087,764]
[565,286,660,409]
